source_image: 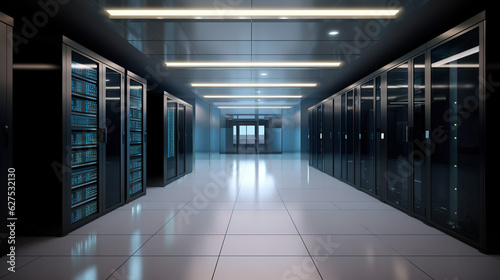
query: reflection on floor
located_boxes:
[2,154,499,280]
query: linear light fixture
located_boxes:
[432,46,479,67]
[166,62,342,68]
[192,83,317,87]
[218,106,292,109]
[106,9,400,19]
[204,95,302,98]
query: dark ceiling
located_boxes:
[92,0,431,108]
[0,0,489,107]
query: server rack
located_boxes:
[103,66,126,213]
[65,47,104,228]
[309,13,498,253]
[126,71,147,201]
[147,91,193,187]
[13,36,144,235]
[0,12,13,256]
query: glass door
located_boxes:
[127,79,145,197]
[430,27,481,242]
[257,124,265,153]
[386,63,410,209]
[360,80,375,193]
[311,109,318,166]
[166,99,177,180]
[69,52,100,225]
[341,93,347,180]
[317,105,323,170]
[238,124,256,154]
[333,95,342,178]
[412,54,427,217]
[347,90,355,184]
[178,103,185,175]
[104,67,124,211]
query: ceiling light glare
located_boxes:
[191,83,317,87]
[166,62,341,68]
[218,106,292,109]
[203,95,302,98]
[329,31,339,35]
[106,9,400,19]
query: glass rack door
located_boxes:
[413,54,427,218]
[69,52,99,225]
[360,80,375,193]
[166,99,177,180]
[386,63,410,209]
[430,27,481,242]
[128,79,145,197]
[105,67,123,211]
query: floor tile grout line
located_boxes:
[275,162,325,280]
[104,195,193,280]
[0,256,41,279]
[210,164,245,280]
[401,255,436,280]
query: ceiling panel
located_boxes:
[94,0,430,108]
[191,41,251,55]
[251,41,311,55]
[140,40,197,55]
[180,22,252,40]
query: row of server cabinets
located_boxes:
[0,12,13,255]
[147,91,193,187]
[13,37,147,236]
[309,14,497,252]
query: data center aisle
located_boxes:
[2,154,500,280]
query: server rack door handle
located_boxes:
[405,125,409,143]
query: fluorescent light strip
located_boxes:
[432,46,479,67]
[192,83,317,87]
[166,62,341,68]
[204,95,302,98]
[106,9,400,19]
[219,106,292,109]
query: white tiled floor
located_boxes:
[2,154,500,279]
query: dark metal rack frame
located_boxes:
[147,91,193,187]
[0,11,13,256]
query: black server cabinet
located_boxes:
[310,108,317,168]
[14,36,129,235]
[323,99,334,177]
[333,95,342,178]
[185,105,193,174]
[126,71,147,201]
[308,14,496,252]
[308,109,313,166]
[0,12,13,256]
[166,97,178,181]
[147,92,193,187]
[146,91,166,187]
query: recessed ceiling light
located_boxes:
[203,95,303,98]
[192,83,317,87]
[329,31,339,36]
[218,106,292,109]
[165,62,342,68]
[260,73,268,76]
[106,9,400,19]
